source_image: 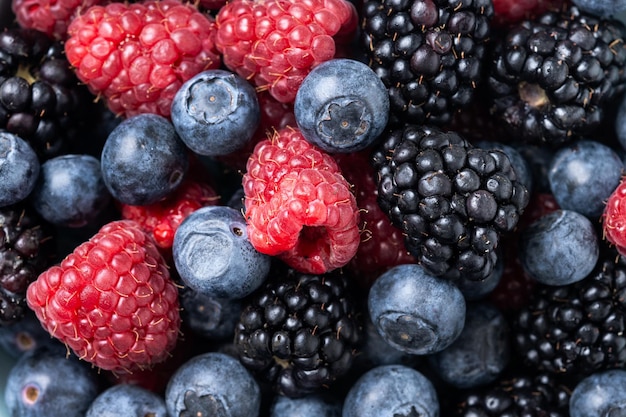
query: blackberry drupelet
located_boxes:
[0,28,93,160]
[513,253,626,379]
[372,124,529,282]
[361,0,494,126]
[454,372,571,417]
[234,265,362,398]
[0,203,54,325]
[488,5,626,145]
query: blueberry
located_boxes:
[173,206,271,300]
[165,352,261,417]
[101,114,188,205]
[270,394,341,417]
[4,347,99,417]
[180,288,242,341]
[342,364,439,417]
[519,209,599,286]
[29,154,110,227]
[354,317,422,370]
[548,140,622,219]
[427,302,510,389]
[294,58,389,153]
[0,313,63,359]
[368,264,466,355]
[86,384,167,417]
[171,69,260,156]
[570,369,626,417]
[0,130,39,207]
[572,0,626,17]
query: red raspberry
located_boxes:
[12,0,103,40]
[120,178,220,251]
[243,126,360,274]
[335,151,416,288]
[603,177,626,255]
[492,0,567,26]
[64,0,221,118]
[26,220,181,374]
[215,0,358,103]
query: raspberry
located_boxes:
[120,178,220,251]
[334,151,415,288]
[64,0,221,118]
[26,220,181,373]
[243,126,360,274]
[493,0,567,26]
[12,0,102,40]
[603,177,626,255]
[215,0,358,103]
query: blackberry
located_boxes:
[0,28,94,160]
[372,124,529,282]
[234,265,362,398]
[513,253,626,379]
[454,372,571,417]
[361,0,494,126]
[0,203,54,325]
[488,5,626,145]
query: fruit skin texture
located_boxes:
[165,352,261,417]
[519,209,599,285]
[5,347,100,417]
[26,220,181,374]
[64,0,221,118]
[173,206,271,300]
[603,177,626,255]
[30,154,111,228]
[12,0,102,40]
[171,69,261,156]
[569,369,626,417]
[294,58,389,153]
[85,384,168,417]
[368,264,466,355]
[342,364,439,417]
[270,394,341,417]
[0,131,40,208]
[242,126,360,274]
[214,0,358,104]
[101,114,189,206]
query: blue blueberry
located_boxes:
[342,364,439,417]
[0,313,64,359]
[173,206,271,299]
[354,317,422,370]
[171,69,260,156]
[514,144,556,193]
[294,58,389,153]
[519,209,599,286]
[180,288,242,341]
[570,369,626,417]
[368,264,466,355]
[86,384,167,417]
[427,302,510,389]
[476,141,533,195]
[572,0,626,17]
[0,131,39,207]
[4,347,99,417]
[101,113,188,205]
[165,352,261,417]
[548,140,622,219]
[29,154,111,227]
[270,394,341,417]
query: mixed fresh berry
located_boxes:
[2,0,626,416]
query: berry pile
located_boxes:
[3,0,626,416]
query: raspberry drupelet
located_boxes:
[243,127,360,275]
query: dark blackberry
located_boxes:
[372,124,529,282]
[0,203,54,325]
[361,0,494,126]
[454,372,571,417]
[0,28,94,160]
[488,5,626,145]
[513,253,626,379]
[234,265,363,398]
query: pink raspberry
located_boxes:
[243,127,360,274]
[603,178,626,255]
[64,0,221,118]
